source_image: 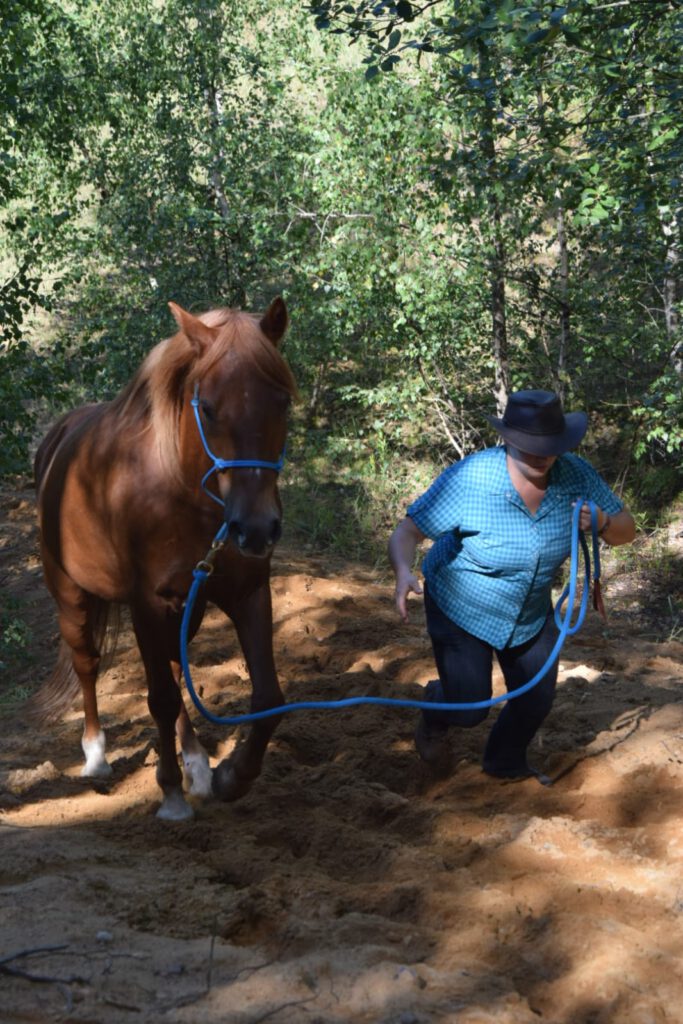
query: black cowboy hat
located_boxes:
[486,389,588,456]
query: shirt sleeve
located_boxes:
[406,463,463,540]
[572,455,624,516]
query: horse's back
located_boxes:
[34,404,105,495]
[34,402,128,596]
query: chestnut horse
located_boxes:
[32,298,295,820]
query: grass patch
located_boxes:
[282,430,436,566]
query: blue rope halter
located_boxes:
[179,500,604,726]
[191,384,285,506]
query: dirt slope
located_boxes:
[1,486,683,1024]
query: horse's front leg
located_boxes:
[131,602,193,821]
[211,581,284,802]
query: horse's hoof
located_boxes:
[212,760,254,802]
[156,790,194,821]
[81,760,113,779]
[182,751,213,798]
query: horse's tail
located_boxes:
[27,600,122,725]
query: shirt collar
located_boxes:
[501,449,565,519]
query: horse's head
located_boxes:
[169,298,295,558]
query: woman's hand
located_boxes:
[575,501,609,534]
[573,502,637,545]
[388,516,426,621]
[394,571,423,623]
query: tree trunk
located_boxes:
[490,226,509,416]
[478,36,509,416]
[662,214,681,374]
[205,85,231,223]
[555,194,570,401]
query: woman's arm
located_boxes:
[578,504,636,546]
[388,516,426,622]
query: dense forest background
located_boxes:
[1,0,681,560]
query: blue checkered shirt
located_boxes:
[407,447,624,649]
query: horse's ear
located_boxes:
[168,302,216,353]
[260,297,288,348]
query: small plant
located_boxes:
[665,595,682,643]
[282,422,438,565]
[0,595,33,706]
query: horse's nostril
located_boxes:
[226,516,281,554]
[226,519,243,545]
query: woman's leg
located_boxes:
[482,613,559,778]
[421,586,494,733]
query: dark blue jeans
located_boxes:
[422,585,559,775]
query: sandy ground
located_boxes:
[1,485,683,1024]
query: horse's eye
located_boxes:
[200,400,215,422]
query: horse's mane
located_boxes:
[109,308,296,480]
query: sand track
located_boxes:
[2,487,683,1023]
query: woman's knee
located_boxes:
[449,707,490,729]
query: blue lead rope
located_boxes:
[180,501,602,726]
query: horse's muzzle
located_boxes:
[226,514,282,557]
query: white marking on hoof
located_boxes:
[81,731,113,778]
[156,790,194,822]
[182,750,213,798]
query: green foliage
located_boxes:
[283,424,435,562]
[636,464,683,510]
[0,594,32,697]
[307,0,683,459]
[0,0,680,556]
[0,340,53,475]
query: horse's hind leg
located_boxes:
[78,658,112,777]
[168,594,212,799]
[54,584,112,779]
[172,665,213,798]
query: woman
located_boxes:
[388,390,636,781]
